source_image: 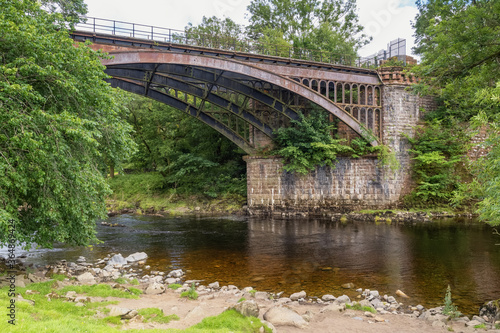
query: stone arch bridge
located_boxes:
[71,18,432,212]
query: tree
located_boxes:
[412,0,500,121]
[0,0,135,248]
[185,16,246,50]
[412,0,500,225]
[246,0,370,61]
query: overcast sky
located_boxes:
[83,0,418,58]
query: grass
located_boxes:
[238,297,246,303]
[346,303,377,313]
[249,289,257,296]
[473,323,486,329]
[167,283,182,290]
[57,284,142,298]
[114,277,127,284]
[188,309,271,333]
[106,172,245,213]
[180,283,198,300]
[137,308,180,324]
[0,279,271,333]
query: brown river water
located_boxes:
[7,215,500,316]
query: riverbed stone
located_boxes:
[479,299,500,323]
[335,295,351,304]
[369,290,380,298]
[108,254,127,266]
[263,306,308,329]
[208,281,220,289]
[342,283,355,289]
[109,306,131,317]
[396,290,409,298]
[167,269,184,278]
[321,294,336,302]
[465,319,482,327]
[76,272,96,285]
[320,303,345,313]
[233,300,259,317]
[125,252,148,263]
[255,292,269,300]
[165,278,179,285]
[144,282,165,295]
[290,291,306,301]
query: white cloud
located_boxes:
[84,0,417,57]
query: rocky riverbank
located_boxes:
[1,252,498,332]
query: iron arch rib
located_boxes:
[108,78,256,154]
[105,67,274,136]
[102,51,380,146]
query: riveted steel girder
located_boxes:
[108,78,256,154]
[105,67,274,136]
[102,52,380,146]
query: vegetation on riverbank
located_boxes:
[106,172,246,215]
[0,279,270,332]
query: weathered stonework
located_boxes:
[245,77,427,214]
[245,155,402,215]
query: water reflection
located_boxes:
[2,215,499,316]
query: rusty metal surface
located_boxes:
[100,51,379,146]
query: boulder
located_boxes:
[76,272,96,285]
[342,283,355,289]
[335,295,351,304]
[144,282,165,295]
[320,303,345,313]
[290,291,307,301]
[208,281,220,289]
[122,309,138,319]
[234,300,260,317]
[108,254,127,266]
[109,306,131,317]
[465,319,482,327]
[167,269,184,278]
[263,306,308,329]
[479,300,500,323]
[125,252,148,263]
[254,292,269,300]
[322,294,336,302]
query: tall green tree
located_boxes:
[246,0,370,60]
[412,0,500,121]
[0,0,135,248]
[412,0,500,225]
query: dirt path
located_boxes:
[114,289,496,332]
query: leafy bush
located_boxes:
[180,283,198,300]
[442,285,462,318]
[274,109,353,175]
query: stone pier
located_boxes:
[245,68,432,215]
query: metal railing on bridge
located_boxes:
[74,17,380,68]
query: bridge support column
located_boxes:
[244,67,428,215]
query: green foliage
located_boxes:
[185,16,245,50]
[249,289,257,296]
[238,297,246,303]
[51,274,68,281]
[58,284,141,299]
[442,285,462,318]
[474,323,487,329]
[247,0,370,62]
[123,94,246,199]
[191,309,271,332]
[136,308,179,324]
[405,120,469,206]
[274,110,353,175]
[181,283,199,300]
[0,0,135,248]
[346,303,377,313]
[168,283,182,290]
[412,0,500,122]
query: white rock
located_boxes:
[145,282,165,295]
[109,306,131,317]
[322,294,336,302]
[320,303,346,313]
[125,252,148,263]
[76,272,96,285]
[290,291,307,301]
[108,254,127,266]
[264,306,308,329]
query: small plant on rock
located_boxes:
[181,283,198,300]
[168,283,182,290]
[442,285,462,318]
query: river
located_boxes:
[5,215,500,316]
